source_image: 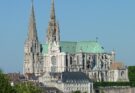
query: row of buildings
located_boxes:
[23,0,128,93]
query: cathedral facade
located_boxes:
[23,0,128,92]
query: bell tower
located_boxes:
[24,0,42,76]
[46,0,60,54]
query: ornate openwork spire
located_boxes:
[46,0,60,45]
[28,0,38,41]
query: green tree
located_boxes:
[0,69,42,93]
[128,66,135,82]
[0,69,14,93]
[14,82,42,93]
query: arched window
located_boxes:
[121,71,124,77]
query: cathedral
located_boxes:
[23,0,128,93]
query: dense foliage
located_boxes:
[94,81,135,88]
[128,66,135,82]
[0,70,15,93]
[94,82,131,88]
[0,69,42,93]
[14,82,42,93]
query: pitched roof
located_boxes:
[62,72,92,83]
[110,62,125,70]
[42,41,104,54]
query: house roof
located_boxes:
[62,72,92,83]
[110,62,125,70]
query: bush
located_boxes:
[93,82,134,88]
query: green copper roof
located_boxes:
[76,41,104,53]
[42,44,48,54]
[42,41,104,54]
[60,41,77,53]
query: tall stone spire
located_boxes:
[28,0,38,41]
[47,0,60,44]
[47,0,60,53]
[24,0,42,76]
[50,0,55,20]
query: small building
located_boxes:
[61,72,93,93]
[109,62,129,82]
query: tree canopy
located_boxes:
[14,82,42,93]
[128,66,135,82]
[0,69,14,93]
[0,69,42,93]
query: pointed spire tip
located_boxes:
[50,0,55,19]
[31,0,33,3]
[52,0,54,3]
[31,0,34,5]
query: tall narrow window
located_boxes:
[70,56,72,64]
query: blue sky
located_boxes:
[0,0,135,73]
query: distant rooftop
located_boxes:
[62,72,92,83]
[110,62,125,70]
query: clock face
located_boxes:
[51,56,56,65]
